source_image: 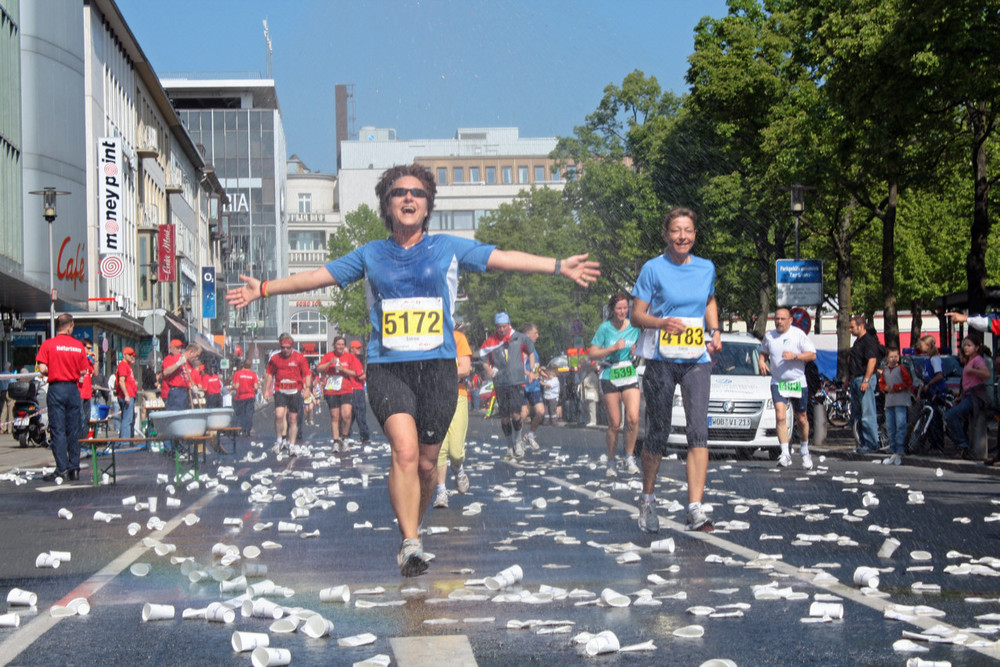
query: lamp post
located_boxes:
[790,183,804,260]
[28,187,70,337]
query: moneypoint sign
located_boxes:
[98,137,122,255]
[776,259,823,307]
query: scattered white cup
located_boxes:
[484,565,523,591]
[809,601,844,619]
[650,538,675,553]
[232,631,270,653]
[57,508,73,520]
[853,566,880,589]
[585,630,620,656]
[600,588,631,608]
[878,537,901,558]
[302,615,334,638]
[251,647,291,667]
[206,601,236,623]
[0,612,20,628]
[147,497,158,513]
[121,495,137,506]
[141,603,175,622]
[319,584,351,603]
[35,553,60,569]
[7,588,37,607]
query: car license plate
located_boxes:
[708,416,751,428]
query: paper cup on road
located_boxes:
[7,588,37,607]
[153,542,176,557]
[651,538,675,553]
[67,597,90,616]
[35,552,60,569]
[206,601,236,623]
[232,630,270,653]
[853,566,880,589]
[130,563,151,577]
[277,521,302,533]
[58,508,73,520]
[243,545,262,560]
[49,550,71,563]
[532,497,548,510]
[243,563,268,578]
[361,472,369,487]
[122,495,137,506]
[166,497,181,508]
[585,630,621,656]
[0,612,20,628]
[600,588,631,608]
[127,522,141,536]
[809,601,844,619]
[878,537,901,559]
[484,565,523,591]
[248,597,284,619]
[346,501,360,513]
[251,647,291,667]
[220,575,248,594]
[268,617,300,634]
[302,615,334,638]
[862,492,879,507]
[147,497,158,513]
[141,603,175,622]
[319,584,351,603]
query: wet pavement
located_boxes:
[1,410,1000,666]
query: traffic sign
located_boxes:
[790,307,811,335]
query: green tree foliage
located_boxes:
[462,188,606,361]
[319,204,385,339]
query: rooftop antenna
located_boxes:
[262,19,273,78]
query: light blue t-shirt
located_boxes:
[325,234,495,363]
[590,320,641,380]
[632,254,716,364]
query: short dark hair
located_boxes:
[375,164,437,233]
[278,332,294,345]
[55,313,74,332]
[608,292,630,314]
[663,207,698,231]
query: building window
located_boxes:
[502,166,513,184]
[437,167,447,185]
[290,310,328,336]
[289,231,325,251]
[453,167,464,184]
[469,166,480,183]
[298,193,311,213]
[534,165,546,182]
[518,166,529,183]
[486,166,496,184]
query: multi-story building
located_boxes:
[338,126,568,241]
[0,0,225,379]
[285,155,340,364]
[164,77,288,364]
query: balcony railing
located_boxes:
[289,249,329,265]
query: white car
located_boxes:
[638,333,791,458]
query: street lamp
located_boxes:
[28,187,70,337]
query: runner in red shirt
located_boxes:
[115,347,139,439]
[202,365,223,408]
[36,314,91,481]
[317,336,363,453]
[230,360,260,435]
[264,333,312,452]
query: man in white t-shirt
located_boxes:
[758,308,817,469]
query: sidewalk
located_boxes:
[0,429,55,474]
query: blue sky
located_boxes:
[117,0,731,174]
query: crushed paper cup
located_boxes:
[269,617,300,634]
[319,585,351,603]
[809,602,844,619]
[141,603,175,622]
[600,588,630,608]
[7,588,37,607]
[338,632,378,648]
[585,630,620,656]
[251,647,291,667]
[301,615,334,638]
[673,624,705,638]
[243,545,262,560]
[35,552,60,569]
[910,550,933,561]
[232,631,270,653]
[58,508,73,520]
[616,551,641,565]
[354,655,391,667]
[485,565,524,591]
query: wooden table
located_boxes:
[78,435,213,486]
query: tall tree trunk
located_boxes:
[967,100,992,314]
[881,179,900,348]
[836,201,856,382]
[910,298,923,345]
[755,260,770,339]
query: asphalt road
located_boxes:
[1,409,1000,666]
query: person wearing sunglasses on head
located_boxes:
[227,163,600,577]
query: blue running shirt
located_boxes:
[325,235,495,363]
[632,254,716,364]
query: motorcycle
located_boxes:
[9,378,48,448]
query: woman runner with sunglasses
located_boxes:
[227,163,600,576]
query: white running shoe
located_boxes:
[397,538,428,577]
[527,432,540,450]
[454,467,470,494]
[606,464,618,478]
[686,506,714,532]
[777,452,792,467]
[801,453,813,470]
[625,456,640,475]
[513,438,525,459]
[883,453,902,466]
[433,487,448,508]
[638,500,660,533]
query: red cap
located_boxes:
[122,347,136,355]
[350,340,362,348]
[170,339,184,348]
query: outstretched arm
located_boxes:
[486,250,599,288]
[226,268,339,309]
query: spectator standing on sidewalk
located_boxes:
[35,313,90,482]
[115,347,138,439]
[589,292,642,477]
[878,346,912,465]
[540,364,561,424]
[946,335,992,459]
[847,315,881,453]
[759,307,817,470]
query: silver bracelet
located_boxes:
[554,258,562,276]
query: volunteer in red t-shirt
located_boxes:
[35,313,91,482]
[80,339,95,432]
[161,339,201,410]
[115,347,139,439]
[348,339,371,444]
[230,359,260,435]
[202,365,223,408]
[264,333,312,452]
[317,335,363,453]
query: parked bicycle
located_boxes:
[906,392,954,455]
[817,379,850,427]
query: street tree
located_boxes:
[319,204,384,339]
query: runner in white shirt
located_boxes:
[758,307,817,469]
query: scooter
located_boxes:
[9,378,48,448]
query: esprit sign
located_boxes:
[97,137,122,255]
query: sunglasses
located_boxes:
[388,187,429,199]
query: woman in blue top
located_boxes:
[228,163,599,576]
[589,292,641,478]
[631,207,722,534]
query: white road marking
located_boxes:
[390,635,477,666]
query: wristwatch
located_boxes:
[706,328,719,336]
